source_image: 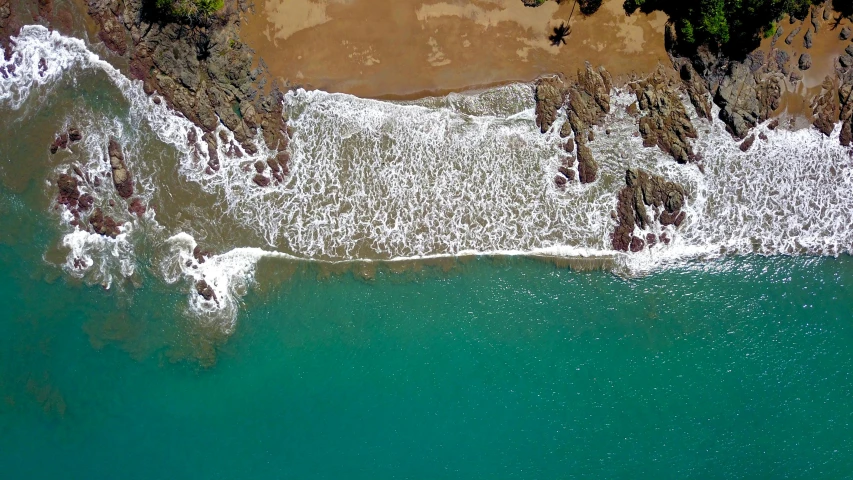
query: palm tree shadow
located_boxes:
[549,23,571,46]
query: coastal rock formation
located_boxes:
[81,0,290,164]
[108,137,133,198]
[714,53,784,139]
[812,71,853,146]
[677,60,712,120]
[56,173,80,207]
[612,169,687,252]
[628,68,697,163]
[89,207,121,238]
[534,76,567,133]
[563,63,612,183]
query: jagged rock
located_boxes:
[739,134,756,152]
[804,28,814,49]
[628,69,697,163]
[612,168,687,252]
[576,144,598,184]
[253,160,266,173]
[840,55,853,69]
[772,24,783,46]
[715,55,784,139]
[839,73,853,146]
[193,245,213,264]
[56,174,80,207]
[195,280,216,301]
[534,76,568,133]
[563,137,575,153]
[108,138,133,198]
[128,197,146,216]
[841,26,852,41]
[89,208,120,238]
[678,60,712,120]
[68,127,82,142]
[275,151,290,175]
[554,174,567,187]
[799,53,812,70]
[813,5,825,30]
[785,26,801,45]
[847,45,853,57]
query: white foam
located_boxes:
[4,25,853,328]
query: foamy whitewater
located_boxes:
[2,25,853,329]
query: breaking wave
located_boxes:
[3,25,853,328]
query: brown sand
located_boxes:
[240,0,671,98]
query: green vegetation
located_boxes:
[623,0,827,55]
[152,0,224,20]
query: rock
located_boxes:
[195,280,216,301]
[804,28,814,49]
[558,166,575,182]
[193,245,213,264]
[89,208,120,238]
[612,169,687,251]
[534,76,568,133]
[275,151,290,175]
[554,175,567,187]
[563,137,575,153]
[108,138,133,198]
[252,174,271,187]
[646,233,657,246]
[253,160,266,174]
[77,194,94,211]
[739,134,756,152]
[841,26,852,41]
[576,144,598,184]
[626,102,639,116]
[56,174,79,207]
[715,56,784,139]
[841,55,853,69]
[678,60,712,120]
[128,197,146,216]
[628,68,697,163]
[799,53,812,70]
[50,133,68,154]
[785,26,801,45]
[768,119,780,130]
[813,75,843,137]
[67,127,82,142]
[847,45,853,57]
[771,24,783,46]
[629,236,644,253]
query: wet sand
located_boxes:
[240,0,671,98]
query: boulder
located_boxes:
[804,28,814,49]
[195,280,216,301]
[739,134,756,152]
[576,144,598,184]
[785,26,801,45]
[841,26,851,41]
[252,174,271,187]
[108,138,133,198]
[56,174,79,207]
[128,197,146,217]
[798,53,812,70]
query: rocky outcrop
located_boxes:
[89,207,121,238]
[628,68,697,163]
[816,70,853,146]
[534,75,567,133]
[81,0,291,164]
[108,137,133,198]
[195,279,216,301]
[612,169,687,252]
[563,63,612,184]
[677,60,712,120]
[714,53,784,139]
[56,173,80,207]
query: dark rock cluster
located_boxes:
[195,279,216,301]
[50,126,83,153]
[89,207,121,238]
[628,68,698,163]
[612,169,686,252]
[83,0,291,165]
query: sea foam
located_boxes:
[3,25,853,328]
